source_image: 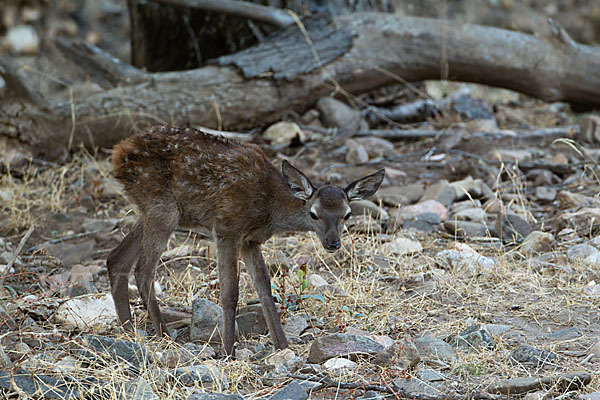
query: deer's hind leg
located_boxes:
[107,220,143,332]
[135,205,179,337]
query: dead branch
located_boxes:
[2,13,600,161]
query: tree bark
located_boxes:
[1,13,600,161]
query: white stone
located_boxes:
[324,357,357,371]
[6,25,39,54]
[307,273,329,288]
[263,122,306,146]
[54,293,117,332]
[382,237,423,255]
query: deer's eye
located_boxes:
[309,212,318,220]
[344,213,352,220]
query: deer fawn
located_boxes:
[107,125,384,355]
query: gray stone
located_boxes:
[345,139,370,164]
[449,177,484,201]
[382,237,423,255]
[578,392,600,400]
[75,335,149,371]
[421,180,456,207]
[452,94,494,120]
[508,344,557,367]
[452,324,494,351]
[389,200,448,231]
[173,365,225,388]
[414,336,458,364]
[283,315,310,338]
[375,184,425,207]
[0,369,80,399]
[436,249,497,277]
[67,281,98,297]
[354,137,399,159]
[236,304,267,337]
[122,377,159,400]
[521,231,554,254]
[346,215,382,234]
[417,369,447,382]
[547,327,580,340]
[268,381,307,400]
[450,199,482,214]
[453,207,486,223]
[317,97,361,133]
[443,220,488,238]
[567,244,600,265]
[558,191,600,209]
[535,186,557,202]
[81,218,119,233]
[498,213,532,241]
[482,324,511,336]
[307,333,384,364]
[375,186,409,207]
[44,240,95,267]
[402,212,441,232]
[373,340,420,369]
[191,298,230,343]
[488,371,591,395]
[350,200,389,221]
[557,208,600,235]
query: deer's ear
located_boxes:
[345,169,385,201]
[282,160,315,200]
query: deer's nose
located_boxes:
[325,239,341,251]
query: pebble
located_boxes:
[263,122,306,147]
[356,391,384,400]
[354,136,399,159]
[316,97,361,134]
[382,237,423,255]
[373,340,420,369]
[236,304,268,336]
[521,231,554,254]
[6,25,39,54]
[188,392,243,400]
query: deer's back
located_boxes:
[113,126,281,233]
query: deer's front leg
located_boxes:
[241,242,288,350]
[217,237,241,356]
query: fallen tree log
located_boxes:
[1,13,600,161]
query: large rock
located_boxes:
[308,334,384,364]
[521,231,554,254]
[75,335,149,371]
[0,369,79,398]
[236,304,268,337]
[558,191,600,209]
[268,381,307,400]
[556,208,600,235]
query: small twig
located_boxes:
[7,225,35,271]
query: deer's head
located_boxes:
[282,160,385,252]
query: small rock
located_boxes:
[588,341,600,360]
[123,377,159,400]
[578,392,600,400]
[0,347,11,369]
[443,220,488,237]
[345,139,370,164]
[236,304,267,337]
[567,244,600,265]
[100,177,124,200]
[402,212,441,232]
[82,217,119,233]
[558,191,600,209]
[523,392,545,400]
[389,200,448,230]
[44,240,96,267]
[306,274,328,288]
[191,298,230,343]
[557,208,600,235]
[535,187,557,202]
[265,348,299,367]
[551,152,569,165]
[6,25,39,54]
[521,231,554,254]
[323,357,357,371]
[373,340,420,369]
[450,199,482,214]
[350,200,388,221]
[508,344,557,367]
[421,180,456,207]
[75,335,149,371]
[449,177,485,201]
[453,207,487,223]
[482,324,511,336]
[55,293,117,332]
[68,281,98,297]
[490,213,531,241]
[162,245,196,260]
[584,284,600,296]
[268,381,307,400]
[488,149,533,163]
[452,94,494,120]
[382,237,423,255]
[375,186,409,207]
[436,248,496,277]
[547,327,580,340]
[488,371,591,395]
[173,364,226,388]
[417,369,447,382]
[263,122,306,147]
[317,97,361,133]
[414,336,458,364]
[307,333,384,364]
[0,369,79,398]
[452,324,494,351]
[354,136,399,159]
[581,114,600,143]
[283,315,309,338]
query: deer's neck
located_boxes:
[268,183,311,235]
